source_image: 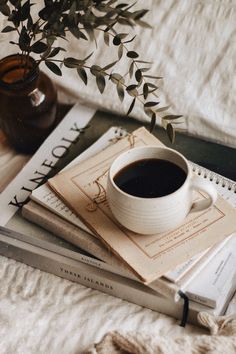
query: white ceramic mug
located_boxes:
[107,146,218,235]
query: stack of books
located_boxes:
[0,104,236,326]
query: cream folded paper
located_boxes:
[48,128,236,283]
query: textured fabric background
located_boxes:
[0,256,204,354]
[0,2,236,353]
[1,1,236,147]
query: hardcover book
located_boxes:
[0,225,232,327]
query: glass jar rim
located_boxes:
[0,54,39,90]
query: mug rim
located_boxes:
[108,145,191,200]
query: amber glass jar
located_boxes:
[0,54,57,153]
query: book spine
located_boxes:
[0,232,205,326]
[16,207,134,280]
[21,203,183,301]
[22,202,135,278]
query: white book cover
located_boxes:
[0,103,96,226]
[185,234,236,308]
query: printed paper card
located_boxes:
[48,127,236,283]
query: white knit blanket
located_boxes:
[87,313,236,354]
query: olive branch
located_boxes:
[0,0,183,141]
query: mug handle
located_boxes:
[190,175,218,212]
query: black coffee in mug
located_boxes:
[113,158,187,198]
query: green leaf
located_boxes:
[167,123,175,143]
[127,84,138,91]
[70,27,88,40]
[144,101,159,108]
[147,82,158,89]
[47,36,56,47]
[135,69,142,82]
[135,19,152,28]
[117,33,128,39]
[83,52,93,61]
[133,9,149,20]
[123,35,136,44]
[144,108,154,119]
[31,42,48,54]
[129,61,134,78]
[2,26,16,33]
[77,68,88,85]
[148,87,158,94]
[40,46,51,59]
[0,4,10,16]
[120,2,136,12]
[48,47,62,58]
[117,17,134,26]
[143,83,148,99]
[103,61,117,71]
[127,51,139,59]
[19,26,30,51]
[64,57,83,68]
[9,0,19,6]
[127,98,136,115]
[116,83,124,102]
[162,115,183,120]
[104,32,109,46]
[155,105,171,113]
[84,27,94,42]
[116,3,129,9]
[135,60,153,64]
[118,44,123,59]
[90,65,102,76]
[110,73,124,84]
[140,67,150,72]
[150,112,156,132]
[27,15,33,30]
[45,61,62,76]
[21,0,30,21]
[113,35,121,46]
[126,85,138,97]
[96,74,106,93]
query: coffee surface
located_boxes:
[114,158,187,198]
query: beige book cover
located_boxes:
[48,127,236,283]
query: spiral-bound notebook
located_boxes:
[191,162,236,208]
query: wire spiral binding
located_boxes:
[191,162,236,193]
